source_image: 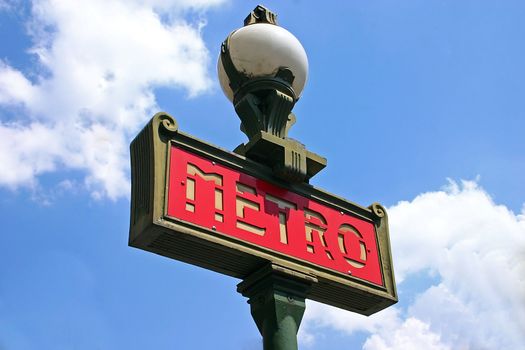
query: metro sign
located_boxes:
[130,113,397,315]
[168,146,382,285]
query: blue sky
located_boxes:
[0,1,524,349]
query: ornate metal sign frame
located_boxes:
[129,112,397,315]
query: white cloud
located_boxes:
[0,62,36,106]
[363,318,450,350]
[301,180,525,349]
[0,122,61,187]
[0,0,225,199]
[301,302,401,339]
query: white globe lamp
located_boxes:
[218,5,325,183]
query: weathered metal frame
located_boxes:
[130,112,397,315]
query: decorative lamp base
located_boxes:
[234,131,326,183]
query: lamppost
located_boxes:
[129,4,397,350]
[218,5,326,184]
[218,6,322,350]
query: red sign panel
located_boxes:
[167,145,383,286]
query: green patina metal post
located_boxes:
[238,265,317,350]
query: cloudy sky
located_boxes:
[1,0,524,349]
